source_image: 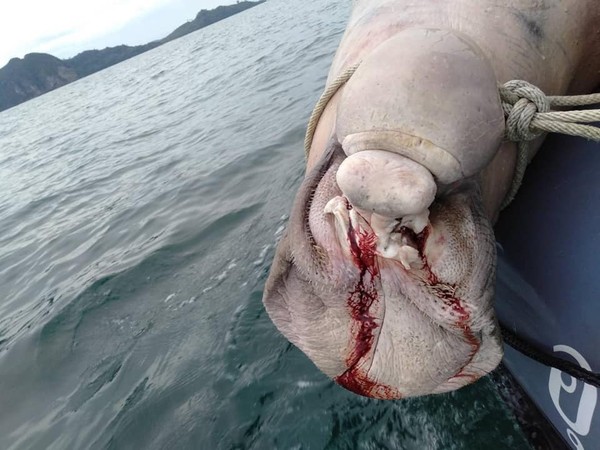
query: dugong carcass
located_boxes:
[263,0,600,399]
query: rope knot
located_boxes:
[500,80,550,142]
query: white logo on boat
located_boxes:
[548,345,597,450]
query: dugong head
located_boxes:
[264,29,506,399]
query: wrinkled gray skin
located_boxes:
[264,0,600,399]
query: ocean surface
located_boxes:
[0,0,532,448]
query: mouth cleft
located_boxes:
[287,144,501,398]
[300,143,346,263]
[394,225,428,254]
[324,195,430,271]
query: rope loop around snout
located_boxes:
[304,66,600,211]
[304,63,361,158]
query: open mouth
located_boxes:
[304,143,437,277]
[268,138,502,400]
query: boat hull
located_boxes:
[495,132,600,448]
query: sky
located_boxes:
[0,0,236,67]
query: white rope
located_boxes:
[499,80,600,208]
[304,63,360,158]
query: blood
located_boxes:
[334,204,401,399]
[336,211,481,396]
[337,370,400,399]
[402,224,481,382]
[442,296,480,383]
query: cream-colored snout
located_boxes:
[336,150,436,222]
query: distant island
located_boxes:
[0,1,265,112]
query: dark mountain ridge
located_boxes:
[0,1,264,112]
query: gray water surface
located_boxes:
[0,0,531,448]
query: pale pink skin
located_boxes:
[263,0,600,399]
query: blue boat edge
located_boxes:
[494,131,600,449]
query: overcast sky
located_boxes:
[0,0,236,67]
